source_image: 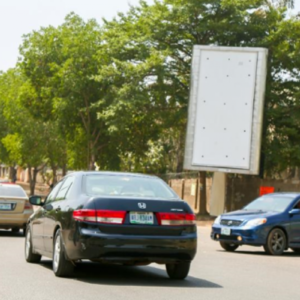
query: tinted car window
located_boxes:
[0,185,27,197]
[45,181,63,204]
[293,201,300,209]
[83,175,178,199]
[55,176,74,201]
[244,195,296,212]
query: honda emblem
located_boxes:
[138,203,146,209]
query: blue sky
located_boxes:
[0,0,299,72]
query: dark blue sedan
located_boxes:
[211,193,300,255]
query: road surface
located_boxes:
[0,227,299,300]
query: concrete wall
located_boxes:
[226,176,300,211]
[169,175,300,214]
[169,178,212,214]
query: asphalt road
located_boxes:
[0,226,299,300]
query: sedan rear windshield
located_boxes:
[0,185,27,197]
[83,175,178,200]
[244,195,295,212]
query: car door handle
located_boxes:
[55,207,61,212]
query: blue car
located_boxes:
[211,193,300,255]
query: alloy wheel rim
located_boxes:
[271,231,284,252]
[53,235,61,272]
[25,230,30,258]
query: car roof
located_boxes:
[69,171,158,179]
[0,183,23,189]
[262,192,300,198]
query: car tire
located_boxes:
[264,228,286,255]
[166,262,190,280]
[53,229,74,277]
[291,248,300,254]
[220,241,239,252]
[11,227,19,233]
[25,227,41,263]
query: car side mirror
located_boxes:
[29,195,43,206]
[289,208,300,215]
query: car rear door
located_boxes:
[43,176,75,254]
[31,182,63,252]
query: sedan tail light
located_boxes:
[156,212,195,226]
[96,210,126,224]
[73,209,97,222]
[24,201,33,210]
[73,209,126,224]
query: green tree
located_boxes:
[98,0,300,178]
[0,69,46,194]
[0,71,12,167]
[19,13,113,170]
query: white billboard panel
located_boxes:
[184,46,268,175]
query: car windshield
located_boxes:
[83,175,178,200]
[244,195,296,213]
[0,185,27,197]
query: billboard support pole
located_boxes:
[199,171,208,215]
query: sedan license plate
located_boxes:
[0,203,12,210]
[130,212,154,225]
[221,227,231,236]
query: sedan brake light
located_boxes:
[73,209,97,222]
[73,209,126,224]
[97,210,126,224]
[156,212,195,226]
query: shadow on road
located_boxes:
[0,230,24,238]
[217,249,300,257]
[39,260,222,288]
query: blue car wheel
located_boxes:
[263,228,286,255]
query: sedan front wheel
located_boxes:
[25,227,41,263]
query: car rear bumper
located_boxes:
[0,210,32,229]
[211,225,268,246]
[66,227,197,263]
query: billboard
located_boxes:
[184,46,268,175]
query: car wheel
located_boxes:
[25,227,41,263]
[11,227,19,233]
[220,241,239,252]
[291,248,300,254]
[264,228,286,255]
[166,262,190,280]
[53,229,74,277]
